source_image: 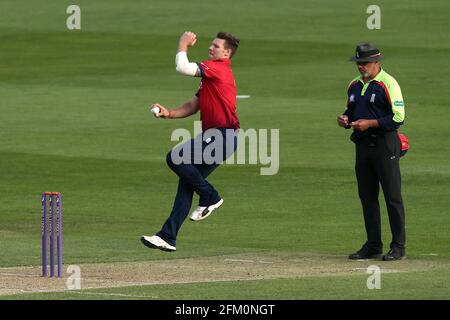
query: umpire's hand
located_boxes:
[350,119,379,131]
[337,114,349,127]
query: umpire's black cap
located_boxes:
[349,42,384,62]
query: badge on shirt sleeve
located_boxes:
[349,94,355,103]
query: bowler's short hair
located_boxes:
[217,32,240,58]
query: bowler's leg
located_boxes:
[167,144,221,206]
[155,131,237,245]
[157,179,193,246]
[157,161,220,246]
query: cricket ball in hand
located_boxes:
[151,106,160,114]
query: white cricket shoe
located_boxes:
[189,198,224,221]
[140,235,176,252]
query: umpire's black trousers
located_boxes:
[354,131,406,251]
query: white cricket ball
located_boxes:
[151,106,160,114]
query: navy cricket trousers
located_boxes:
[355,131,406,251]
[157,128,238,246]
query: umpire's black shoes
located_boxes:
[383,247,406,261]
[348,245,382,260]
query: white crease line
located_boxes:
[322,254,349,257]
[224,259,274,264]
[224,259,255,263]
[2,277,278,297]
[352,268,404,273]
[292,253,348,258]
[2,266,413,297]
[237,95,251,99]
[420,254,439,256]
[0,274,135,285]
[0,273,41,277]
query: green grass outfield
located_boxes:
[1,0,449,300]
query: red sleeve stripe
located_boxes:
[376,81,392,109]
[348,80,359,89]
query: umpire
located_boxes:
[337,43,406,261]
